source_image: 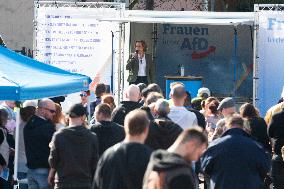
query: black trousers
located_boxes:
[130,76,148,85]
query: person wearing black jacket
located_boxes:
[268,109,284,188]
[143,128,208,189]
[111,84,141,126]
[0,109,9,189]
[239,103,272,154]
[48,103,99,189]
[145,99,182,150]
[90,103,125,156]
[93,109,152,189]
[201,115,271,189]
[184,91,206,130]
[24,98,56,189]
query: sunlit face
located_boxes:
[42,102,56,121]
[80,93,88,104]
[135,42,145,54]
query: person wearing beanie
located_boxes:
[191,87,211,111]
[210,97,236,140]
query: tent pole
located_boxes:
[152,23,157,83]
[87,97,91,124]
[13,108,20,189]
[111,31,114,93]
[253,7,259,108]
[117,23,123,104]
[233,26,238,97]
[121,23,126,98]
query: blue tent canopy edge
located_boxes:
[0,46,91,100]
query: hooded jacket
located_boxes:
[145,117,182,150]
[143,150,197,189]
[49,125,99,189]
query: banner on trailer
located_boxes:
[35,6,120,86]
[156,24,253,98]
[257,12,284,115]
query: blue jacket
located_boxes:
[201,128,270,189]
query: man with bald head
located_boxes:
[168,84,197,129]
[24,98,56,189]
[111,84,142,125]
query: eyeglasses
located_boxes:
[42,107,56,114]
[80,94,88,97]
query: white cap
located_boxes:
[23,100,38,108]
[197,87,211,97]
[281,86,284,98]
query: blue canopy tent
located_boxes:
[0,45,91,187]
[0,46,91,100]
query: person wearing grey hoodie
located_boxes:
[143,128,208,189]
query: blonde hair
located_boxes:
[53,103,66,125]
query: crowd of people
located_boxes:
[0,81,283,189]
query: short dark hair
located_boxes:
[95,83,106,97]
[177,127,208,146]
[137,83,147,93]
[124,109,149,136]
[141,88,153,98]
[68,103,86,118]
[20,106,36,122]
[95,103,111,118]
[145,92,163,106]
[147,83,162,94]
[135,40,147,52]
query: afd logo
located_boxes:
[268,18,284,30]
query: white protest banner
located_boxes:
[35,6,120,85]
[257,12,284,114]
